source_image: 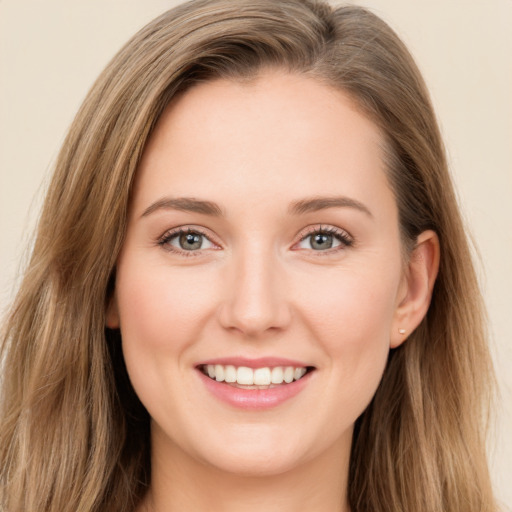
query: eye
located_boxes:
[295,227,353,251]
[159,228,216,252]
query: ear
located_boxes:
[106,291,120,329]
[390,230,440,348]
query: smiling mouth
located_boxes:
[199,364,315,389]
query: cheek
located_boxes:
[294,263,400,394]
[116,260,217,349]
[114,259,220,398]
[114,257,222,422]
[296,263,399,340]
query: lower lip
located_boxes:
[197,369,313,410]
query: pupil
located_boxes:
[179,232,202,250]
[312,233,333,250]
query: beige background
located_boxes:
[1,0,510,507]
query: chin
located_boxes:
[201,447,307,478]
[187,424,325,478]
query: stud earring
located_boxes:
[398,328,406,335]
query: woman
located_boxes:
[0,0,498,511]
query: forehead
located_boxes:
[133,71,394,219]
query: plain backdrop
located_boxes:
[1,0,511,508]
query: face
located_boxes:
[108,71,411,477]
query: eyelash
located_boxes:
[295,225,354,254]
[157,226,218,257]
[157,225,354,256]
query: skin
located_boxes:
[107,71,439,512]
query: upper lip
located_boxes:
[196,357,312,369]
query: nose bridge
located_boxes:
[218,240,290,336]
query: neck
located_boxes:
[140,430,351,512]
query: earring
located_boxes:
[398,328,406,335]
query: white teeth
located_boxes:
[294,367,306,380]
[214,364,224,382]
[237,366,254,385]
[203,364,309,386]
[271,366,284,384]
[283,367,294,383]
[224,365,236,383]
[254,367,271,386]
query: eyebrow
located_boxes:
[141,195,372,218]
[141,197,224,218]
[288,196,373,217]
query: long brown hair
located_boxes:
[0,1,497,510]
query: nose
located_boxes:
[217,244,291,338]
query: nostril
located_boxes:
[216,275,292,336]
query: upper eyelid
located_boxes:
[295,224,353,241]
[160,225,214,240]
[158,226,221,249]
